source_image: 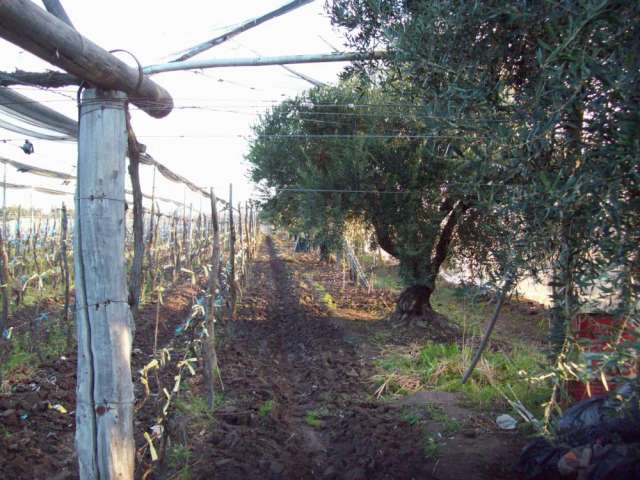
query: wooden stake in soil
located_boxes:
[74,89,134,479]
[204,188,221,409]
[0,161,8,334]
[127,116,144,320]
[60,203,71,350]
[0,223,10,339]
[146,166,157,293]
[244,202,250,260]
[228,184,237,319]
[237,202,244,287]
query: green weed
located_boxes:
[1,324,69,381]
[426,404,461,435]
[376,341,551,417]
[174,393,219,431]
[258,399,275,417]
[167,444,192,480]
[0,424,11,438]
[423,434,441,459]
[400,408,422,426]
[305,409,324,428]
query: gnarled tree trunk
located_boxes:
[382,201,467,333]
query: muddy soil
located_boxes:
[0,235,527,479]
[0,280,199,480]
[186,236,525,480]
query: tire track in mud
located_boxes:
[199,236,437,480]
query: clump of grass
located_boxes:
[258,399,275,417]
[425,404,461,435]
[174,393,219,431]
[1,324,69,384]
[423,434,441,459]
[374,341,551,417]
[175,393,216,417]
[167,444,193,480]
[399,407,422,426]
[305,409,325,428]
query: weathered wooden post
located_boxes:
[127,128,144,318]
[171,211,180,281]
[74,89,134,479]
[146,167,157,294]
[0,161,8,333]
[60,203,71,350]
[15,206,21,259]
[186,203,193,269]
[228,184,237,319]
[237,201,244,287]
[244,202,250,261]
[0,222,9,338]
[204,188,221,408]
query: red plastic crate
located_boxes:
[567,313,637,401]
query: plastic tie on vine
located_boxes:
[2,327,13,340]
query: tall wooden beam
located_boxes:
[0,0,173,118]
[203,187,221,409]
[74,89,134,479]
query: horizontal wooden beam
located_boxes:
[0,0,173,118]
[143,51,388,75]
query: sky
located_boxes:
[0,0,351,214]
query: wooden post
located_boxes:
[15,206,21,261]
[146,167,156,293]
[152,205,161,290]
[186,203,193,269]
[2,162,6,239]
[237,202,244,287]
[32,211,41,275]
[127,143,144,319]
[0,223,9,338]
[244,202,250,260]
[250,203,258,255]
[203,188,221,409]
[0,162,9,325]
[228,184,237,319]
[60,203,71,350]
[171,211,180,281]
[0,223,9,387]
[74,89,134,480]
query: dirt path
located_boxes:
[0,235,525,479]
[189,236,523,479]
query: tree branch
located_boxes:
[372,221,398,258]
[430,200,468,277]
